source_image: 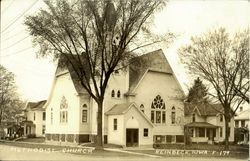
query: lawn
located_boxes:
[16,137,45,143]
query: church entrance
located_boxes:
[126,128,138,147]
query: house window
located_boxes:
[117,90,121,98]
[140,104,144,113]
[171,106,176,124]
[82,104,88,123]
[241,120,245,127]
[220,127,223,137]
[42,125,45,134]
[111,90,115,97]
[114,118,117,130]
[192,113,195,122]
[42,112,46,121]
[144,128,148,137]
[151,95,166,124]
[220,114,223,122]
[34,112,36,121]
[51,108,53,124]
[235,120,239,127]
[60,96,68,123]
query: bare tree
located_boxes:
[24,0,173,148]
[178,27,249,149]
[0,65,21,123]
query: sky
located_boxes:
[0,0,249,102]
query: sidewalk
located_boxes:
[0,139,160,158]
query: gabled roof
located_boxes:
[25,100,47,111]
[235,109,249,120]
[185,103,224,116]
[128,49,173,93]
[105,102,154,127]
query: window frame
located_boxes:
[111,90,115,98]
[171,106,176,124]
[113,118,117,131]
[143,128,149,137]
[117,90,121,98]
[42,112,46,121]
[151,95,166,124]
[82,104,88,123]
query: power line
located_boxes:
[1,0,38,34]
[1,35,30,51]
[2,29,25,41]
[0,46,33,57]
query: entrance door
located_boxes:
[126,129,138,147]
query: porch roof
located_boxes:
[185,122,218,128]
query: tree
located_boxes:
[24,0,171,148]
[178,27,249,149]
[0,65,21,123]
[186,77,208,104]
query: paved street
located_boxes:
[0,144,248,161]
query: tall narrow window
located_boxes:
[111,90,115,98]
[192,113,196,122]
[151,111,154,123]
[82,104,87,123]
[144,128,148,137]
[140,104,145,113]
[42,125,45,134]
[117,90,121,98]
[114,118,117,130]
[171,107,176,124]
[42,112,46,121]
[60,96,68,123]
[156,111,161,123]
[34,112,36,121]
[151,95,166,124]
[51,108,53,124]
[162,111,166,123]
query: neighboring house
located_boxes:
[184,103,234,144]
[0,120,18,139]
[44,49,185,147]
[234,107,249,144]
[23,100,47,137]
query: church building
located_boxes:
[44,49,185,147]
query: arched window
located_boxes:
[171,106,176,124]
[60,96,68,123]
[140,104,145,113]
[111,90,115,98]
[117,90,121,98]
[82,104,88,123]
[151,95,166,124]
